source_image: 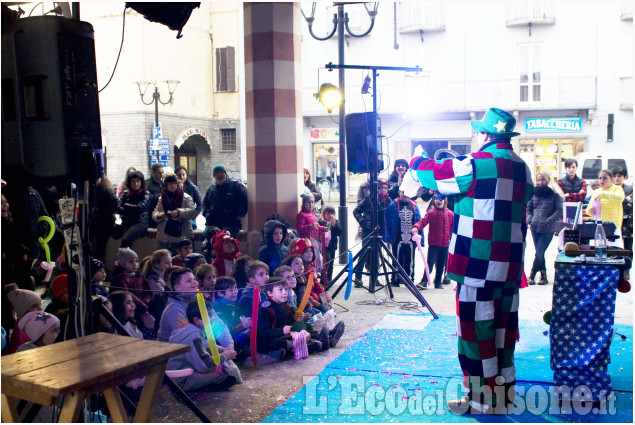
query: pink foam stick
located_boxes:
[411,234,432,287]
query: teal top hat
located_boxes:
[471,107,520,137]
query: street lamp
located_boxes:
[136,79,180,128]
[315,83,342,113]
[302,2,379,264]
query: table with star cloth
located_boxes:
[550,253,624,403]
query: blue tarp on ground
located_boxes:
[264,314,633,423]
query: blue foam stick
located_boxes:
[345,251,353,300]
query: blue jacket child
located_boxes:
[258,220,289,272]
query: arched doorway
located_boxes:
[174,135,211,188]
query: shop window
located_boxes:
[221,129,236,151]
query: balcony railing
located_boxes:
[506,0,556,26]
[303,76,597,116]
[620,77,632,110]
[398,1,446,33]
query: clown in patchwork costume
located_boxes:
[404,107,534,415]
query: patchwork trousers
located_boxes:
[456,281,519,408]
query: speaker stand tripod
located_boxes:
[325,227,438,319]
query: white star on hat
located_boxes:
[493,120,507,132]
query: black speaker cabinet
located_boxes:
[346,112,383,174]
[2,16,104,183]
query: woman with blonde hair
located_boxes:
[526,171,563,285]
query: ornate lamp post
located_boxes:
[302,2,379,264]
[136,79,180,129]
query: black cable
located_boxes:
[98,6,127,93]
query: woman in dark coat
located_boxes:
[526,171,563,285]
[118,171,150,248]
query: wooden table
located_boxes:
[1,332,189,423]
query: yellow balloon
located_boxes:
[196,291,221,365]
[294,274,315,320]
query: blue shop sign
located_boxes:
[525,117,582,133]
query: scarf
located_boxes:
[534,185,553,198]
[161,186,184,212]
[127,188,144,197]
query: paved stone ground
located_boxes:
[154,201,633,422]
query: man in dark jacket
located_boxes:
[145,163,164,228]
[203,164,247,238]
[175,165,204,226]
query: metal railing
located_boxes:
[303,76,597,115]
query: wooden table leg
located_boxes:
[57,391,85,423]
[1,394,20,423]
[103,388,129,423]
[133,364,167,423]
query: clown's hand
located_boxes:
[400,169,421,198]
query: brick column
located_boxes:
[244,2,303,232]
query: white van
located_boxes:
[576,152,632,185]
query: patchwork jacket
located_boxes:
[410,141,534,288]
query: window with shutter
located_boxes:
[215,46,236,92]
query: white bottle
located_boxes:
[594,220,607,259]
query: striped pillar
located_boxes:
[244,2,304,233]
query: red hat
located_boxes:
[289,238,313,256]
[52,274,69,299]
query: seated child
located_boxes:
[194,264,217,303]
[15,311,62,422]
[258,219,289,272]
[107,291,146,399]
[280,255,319,315]
[211,231,242,277]
[112,247,155,337]
[17,310,61,351]
[142,249,172,292]
[214,276,251,361]
[108,290,143,339]
[141,249,173,333]
[5,285,42,354]
[90,258,109,298]
[45,274,70,342]
[185,253,207,271]
[202,226,221,264]
[289,239,331,313]
[237,260,269,318]
[157,267,199,342]
[273,265,318,318]
[172,239,193,268]
[112,247,151,306]
[257,277,326,360]
[167,300,240,392]
[231,255,252,294]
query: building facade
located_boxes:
[300,0,634,200]
[82,2,242,192]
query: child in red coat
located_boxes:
[211,231,241,277]
[411,196,454,289]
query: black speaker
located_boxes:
[345,112,383,173]
[607,113,614,142]
[1,16,104,183]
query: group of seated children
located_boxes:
[3,217,346,400]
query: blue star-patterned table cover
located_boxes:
[550,254,622,401]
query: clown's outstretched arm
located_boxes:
[401,146,474,198]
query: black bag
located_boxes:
[164,218,182,237]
